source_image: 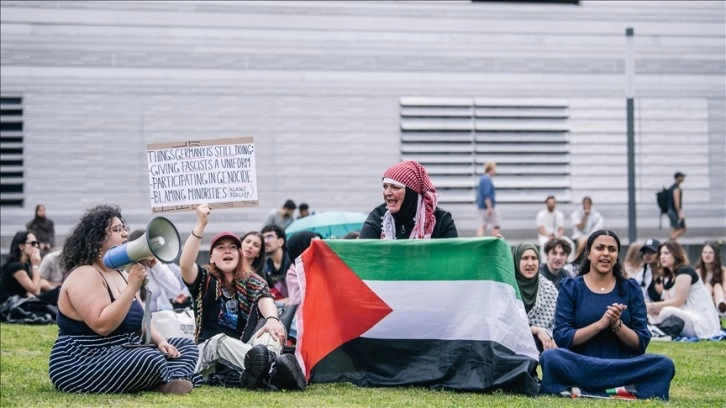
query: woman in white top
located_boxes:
[647,241,720,339]
[694,242,726,314]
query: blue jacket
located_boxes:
[476,174,496,210]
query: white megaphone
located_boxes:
[104,217,180,347]
[103,217,181,269]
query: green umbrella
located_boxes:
[285,211,367,239]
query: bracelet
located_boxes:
[191,230,203,239]
[611,319,623,333]
[263,315,280,322]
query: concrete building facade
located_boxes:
[1,1,724,249]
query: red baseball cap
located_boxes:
[210,231,241,252]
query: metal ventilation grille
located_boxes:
[0,96,24,207]
[400,97,571,204]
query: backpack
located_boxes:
[656,187,669,214]
[656,187,669,229]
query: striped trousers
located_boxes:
[49,332,202,393]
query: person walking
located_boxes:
[476,162,500,237]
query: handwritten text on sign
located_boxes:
[146,137,258,211]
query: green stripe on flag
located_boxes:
[324,238,520,299]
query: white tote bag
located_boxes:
[151,308,196,340]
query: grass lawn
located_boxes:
[1,323,724,407]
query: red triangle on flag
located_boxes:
[297,240,392,379]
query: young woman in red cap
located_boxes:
[359,160,457,239]
[179,203,306,391]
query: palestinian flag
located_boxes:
[295,237,540,394]
[606,384,638,400]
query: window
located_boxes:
[400,97,571,204]
[0,96,24,207]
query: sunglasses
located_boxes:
[109,224,129,234]
[25,241,39,247]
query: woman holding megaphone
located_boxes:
[48,205,200,394]
[179,203,306,391]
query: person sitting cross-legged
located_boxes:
[48,205,199,394]
[180,203,306,391]
[260,225,292,303]
[512,242,558,353]
[539,238,574,291]
[647,241,721,339]
[539,230,675,400]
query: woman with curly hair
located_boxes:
[48,205,200,394]
[694,242,726,314]
[180,203,306,391]
[539,230,675,400]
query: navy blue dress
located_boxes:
[539,276,675,400]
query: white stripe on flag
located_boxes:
[362,280,539,360]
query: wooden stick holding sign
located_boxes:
[146,137,258,213]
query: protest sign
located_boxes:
[146,137,258,213]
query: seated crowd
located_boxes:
[1,160,723,401]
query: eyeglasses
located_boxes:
[25,241,39,247]
[109,224,129,233]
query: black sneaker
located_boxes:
[239,344,272,390]
[269,353,306,391]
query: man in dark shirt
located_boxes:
[261,225,292,301]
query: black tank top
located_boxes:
[57,269,143,336]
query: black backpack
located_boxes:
[656,187,669,214]
[656,187,669,228]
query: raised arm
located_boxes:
[179,203,210,285]
[556,212,565,237]
[13,248,42,295]
[573,210,587,232]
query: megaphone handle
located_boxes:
[141,280,152,345]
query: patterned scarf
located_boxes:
[381,161,438,239]
[192,268,256,343]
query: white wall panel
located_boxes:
[1,0,724,244]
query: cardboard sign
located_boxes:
[146,137,258,213]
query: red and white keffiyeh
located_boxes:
[381,160,438,239]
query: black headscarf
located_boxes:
[512,242,540,313]
[392,187,419,232]
[287,231,323,261]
